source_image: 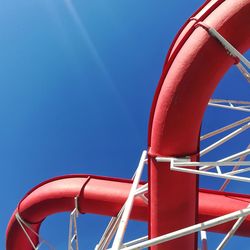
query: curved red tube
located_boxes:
[148,0,250,249]
[6,174,250,250]
[6,1,250,249]
[6,175,147,250]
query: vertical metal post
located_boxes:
[200,231,208,250]
[68,197,79,250]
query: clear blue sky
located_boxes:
[1,0,249,249]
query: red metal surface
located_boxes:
[6,0,250,249]
[148,0,250,249]
[6,174,250,250]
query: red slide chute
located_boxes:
[6,0,250,249]
[6,175,250,250]
[148,0,250,249]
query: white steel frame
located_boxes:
[95,150,148,250]
[200,116,250,141]
[200,120,250,157]
[108,206,250,250]
[15,213,55,250]
[200,231,208,250]
[14,197,80,250]
[94,146,250,250]
[220,144,250,191]
[68,197,80,250]
[206,26,250,83]
[208,99,250,113]
[155,157,250,183]
[216,205,250,250]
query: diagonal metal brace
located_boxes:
[68,197,80,250]
[15,213,55,250]
[197,22,250,83]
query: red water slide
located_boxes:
[6,175,250,250]
[148,0,250,249]
[6,0,250,249]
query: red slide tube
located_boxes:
[6,1,250,249]
[148,0,250,249]
[6,174,250,250]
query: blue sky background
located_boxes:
[1,0,249,249]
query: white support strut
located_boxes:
[236,63,250,82]
[220,144,250,191]
[15,213,55,250]
[200,116,250,141]
[207,27,250,68]
[111,150,147,250]
[170,165,250,183]
[200,148,250,171]
[216,205,250,250]
[200,122,250,156]
[96,151,148,250]
[208,102,250,112]
[200,231,208,250]
[155,156,250,183]
[198,23,250,81]
[206,26,250,82]
[117,207,250,250]
[68,197,79,250]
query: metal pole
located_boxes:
[236,63,250,82]
[171,166,250,183]
[120,207,250,250]
[208,103,250,112]
[68,212,74,250]
[208,27,250,68]
[111,150,147,250]
[220,144,250,191]
[200,148,250,171]
[200,231,208,250]
[96,207,125,250]
[200,122,250,156]
[225,167,250,176]
[216,205,250,250]
[200,116,250,141]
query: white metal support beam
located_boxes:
[236,63,250,82]
[225,167,250,175]
[200,231,208,250]
[206,26,250,83]
[171,163,250,183]
[134,183,148,204]
[15,213,55,250]
[95,187,148,250]
[208,28,250,67]
[200,148,250,171]
[96,151,148,250]
[208,100,250,112]
[155,157,250,183]
[200,116,250,141]
[134,183,148,196]
[117,207,250,250]
[111,150,147,250]
[220,144,250,191]
[200,122,250,156]
[95,206,126,250]
[121,236,148,248]
[68,197,79,250]
[216,205,250,250]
